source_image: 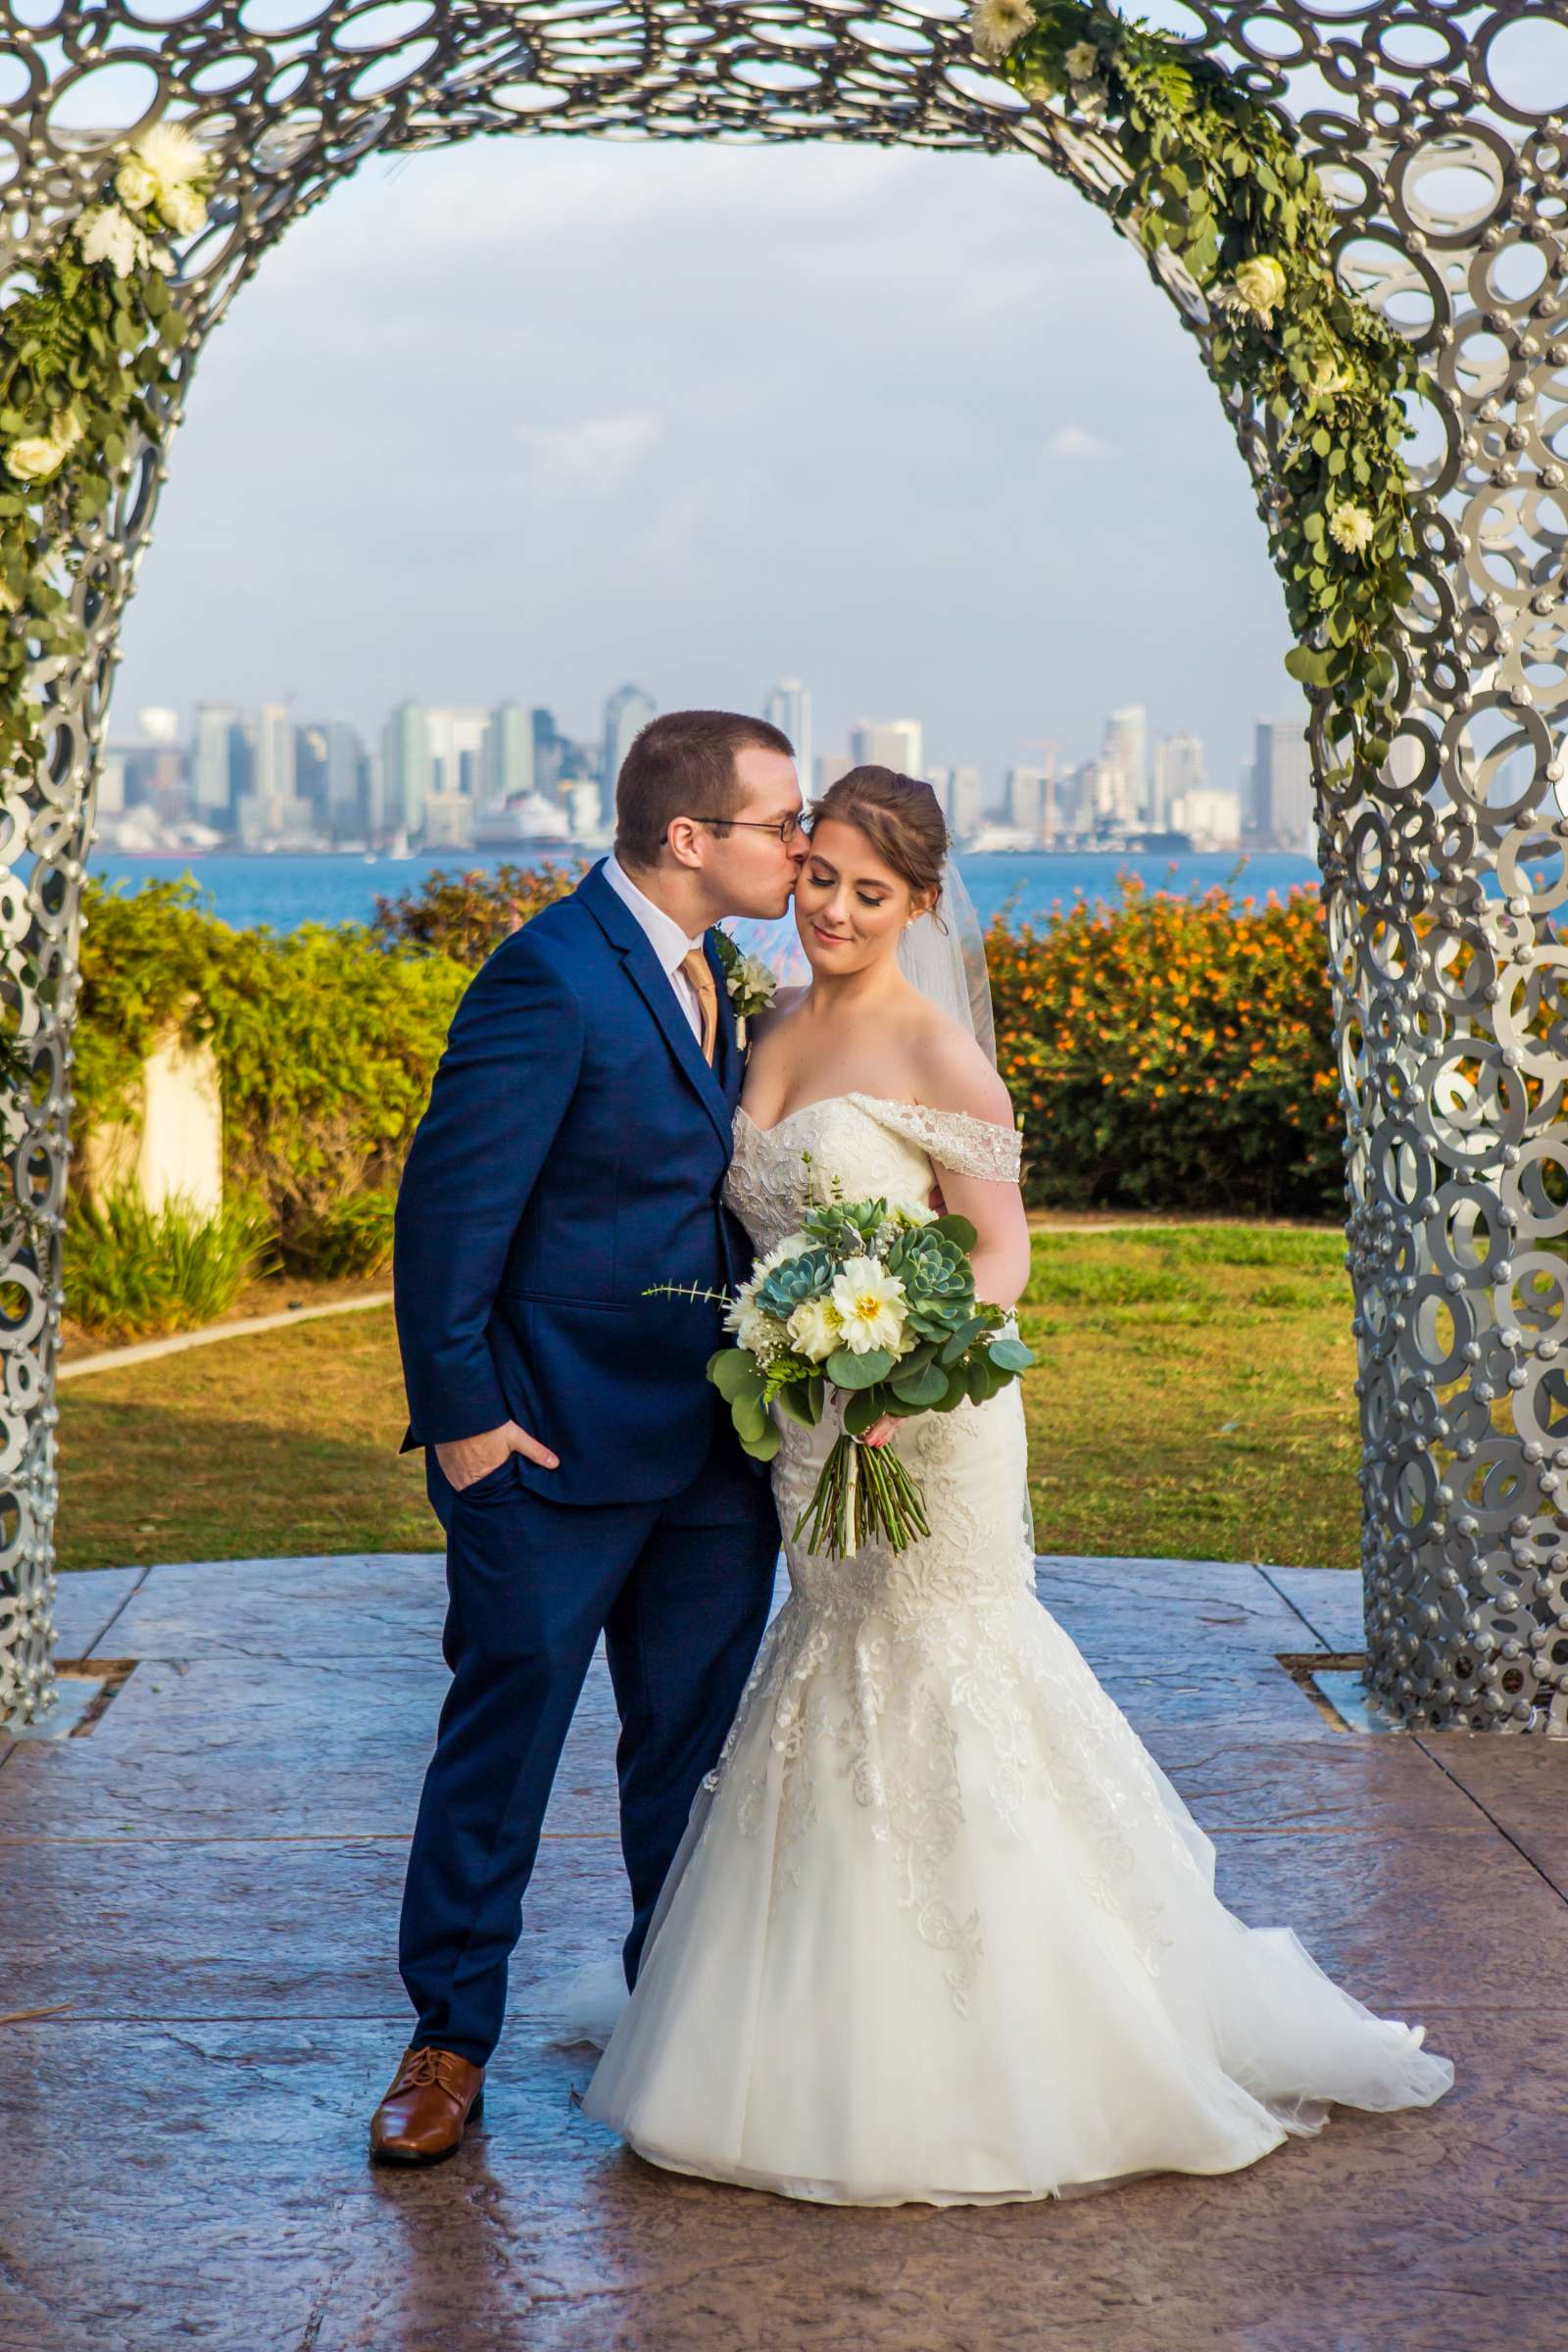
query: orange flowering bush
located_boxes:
[989,870,1342,1217]
[370,859,583,965]
[368,860,1347,1217]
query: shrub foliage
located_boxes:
[987,870,1341,1216]
[74,877,468,1267]
[73,862,1347,1244]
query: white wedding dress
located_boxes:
[576,1093,1455,2206]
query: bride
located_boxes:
[572,763,1455,2207]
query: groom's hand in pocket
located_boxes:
[437,1419,560,1492]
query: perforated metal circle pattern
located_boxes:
[2,1,1566,1728]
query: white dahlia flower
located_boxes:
[830,1257,908,1356]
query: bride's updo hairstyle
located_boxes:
[809,766,949,925]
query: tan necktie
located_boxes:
[678,948,719,1066]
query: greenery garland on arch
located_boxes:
[0,123,212,1091]
[971,0,1431,800]
[0,124,211,771]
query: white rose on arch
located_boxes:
[116,121,212,240]
[115,155,160,214]
[1223,255,1289,327]
[6,412,83,485]
[1064,38,1100,79]
[158,179,209,238]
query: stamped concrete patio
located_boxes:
[3,1548,1566,2352]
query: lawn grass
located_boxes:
[1018,1222,1358,1570]
[54,1222,1362,1573]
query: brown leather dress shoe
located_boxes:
[369,2045,485,2165]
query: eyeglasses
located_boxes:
[691,812,809,845]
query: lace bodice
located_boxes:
[724,1091,1022,1256]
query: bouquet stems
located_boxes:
[792,1430,932,1561]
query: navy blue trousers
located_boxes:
[399,1433,778,2068]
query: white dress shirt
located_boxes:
[602,854,709,1044]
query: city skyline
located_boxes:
[110,137,1304,797]
[102,676,1301,858]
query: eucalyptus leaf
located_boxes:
[825,1346,895,1391]
[709,1348,763,1403]
[843,1387,890,1437]
[732,1394,767,1446]
[892,1360,953,1409]
[939,1316,989,1366]
[774,1382,819,1431]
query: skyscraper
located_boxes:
[1171,787,1242,848]
[764,679,811,789]
[381,702,432,838]
[424,708,488,801]
[849,718,923,778]
[1103,706,1149,822]
[531,708,564,797]
[299,718,365,838]
[604,684,656,797]
[192,703,241,823]
[480,701,533,808]
[949,766,984,840]
[258,702,295,809]
[1006,766,1048,838]
[1251,718,1314,851]
[1152,734,1205,830]
[294,723,329,820]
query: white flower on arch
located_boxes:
[969,0,1035,64]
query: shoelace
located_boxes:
[399,2047,462,2095]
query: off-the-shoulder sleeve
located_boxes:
[849,1094,1022,1182]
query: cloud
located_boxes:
[514,412,662,495]
[116,138,1294,783]
[1047,424,1121,462]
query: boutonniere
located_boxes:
[711,929,778,1050]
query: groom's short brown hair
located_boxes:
[615,710,795,871]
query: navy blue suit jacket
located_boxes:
[393,859,752,1507]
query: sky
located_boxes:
[113,127,1312,797]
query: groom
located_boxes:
[370,710,805,2163]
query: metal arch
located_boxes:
[2,1,1567,1731]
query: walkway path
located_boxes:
[3,1550,1564,2350]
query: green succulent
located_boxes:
[754,1247,836,1320]
[801,1197,888,1256]
[885,1225,976,1339]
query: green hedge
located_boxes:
[74,877,468,1266]
[73,863,1348,1236]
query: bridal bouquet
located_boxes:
[652,1180,1033,1559]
